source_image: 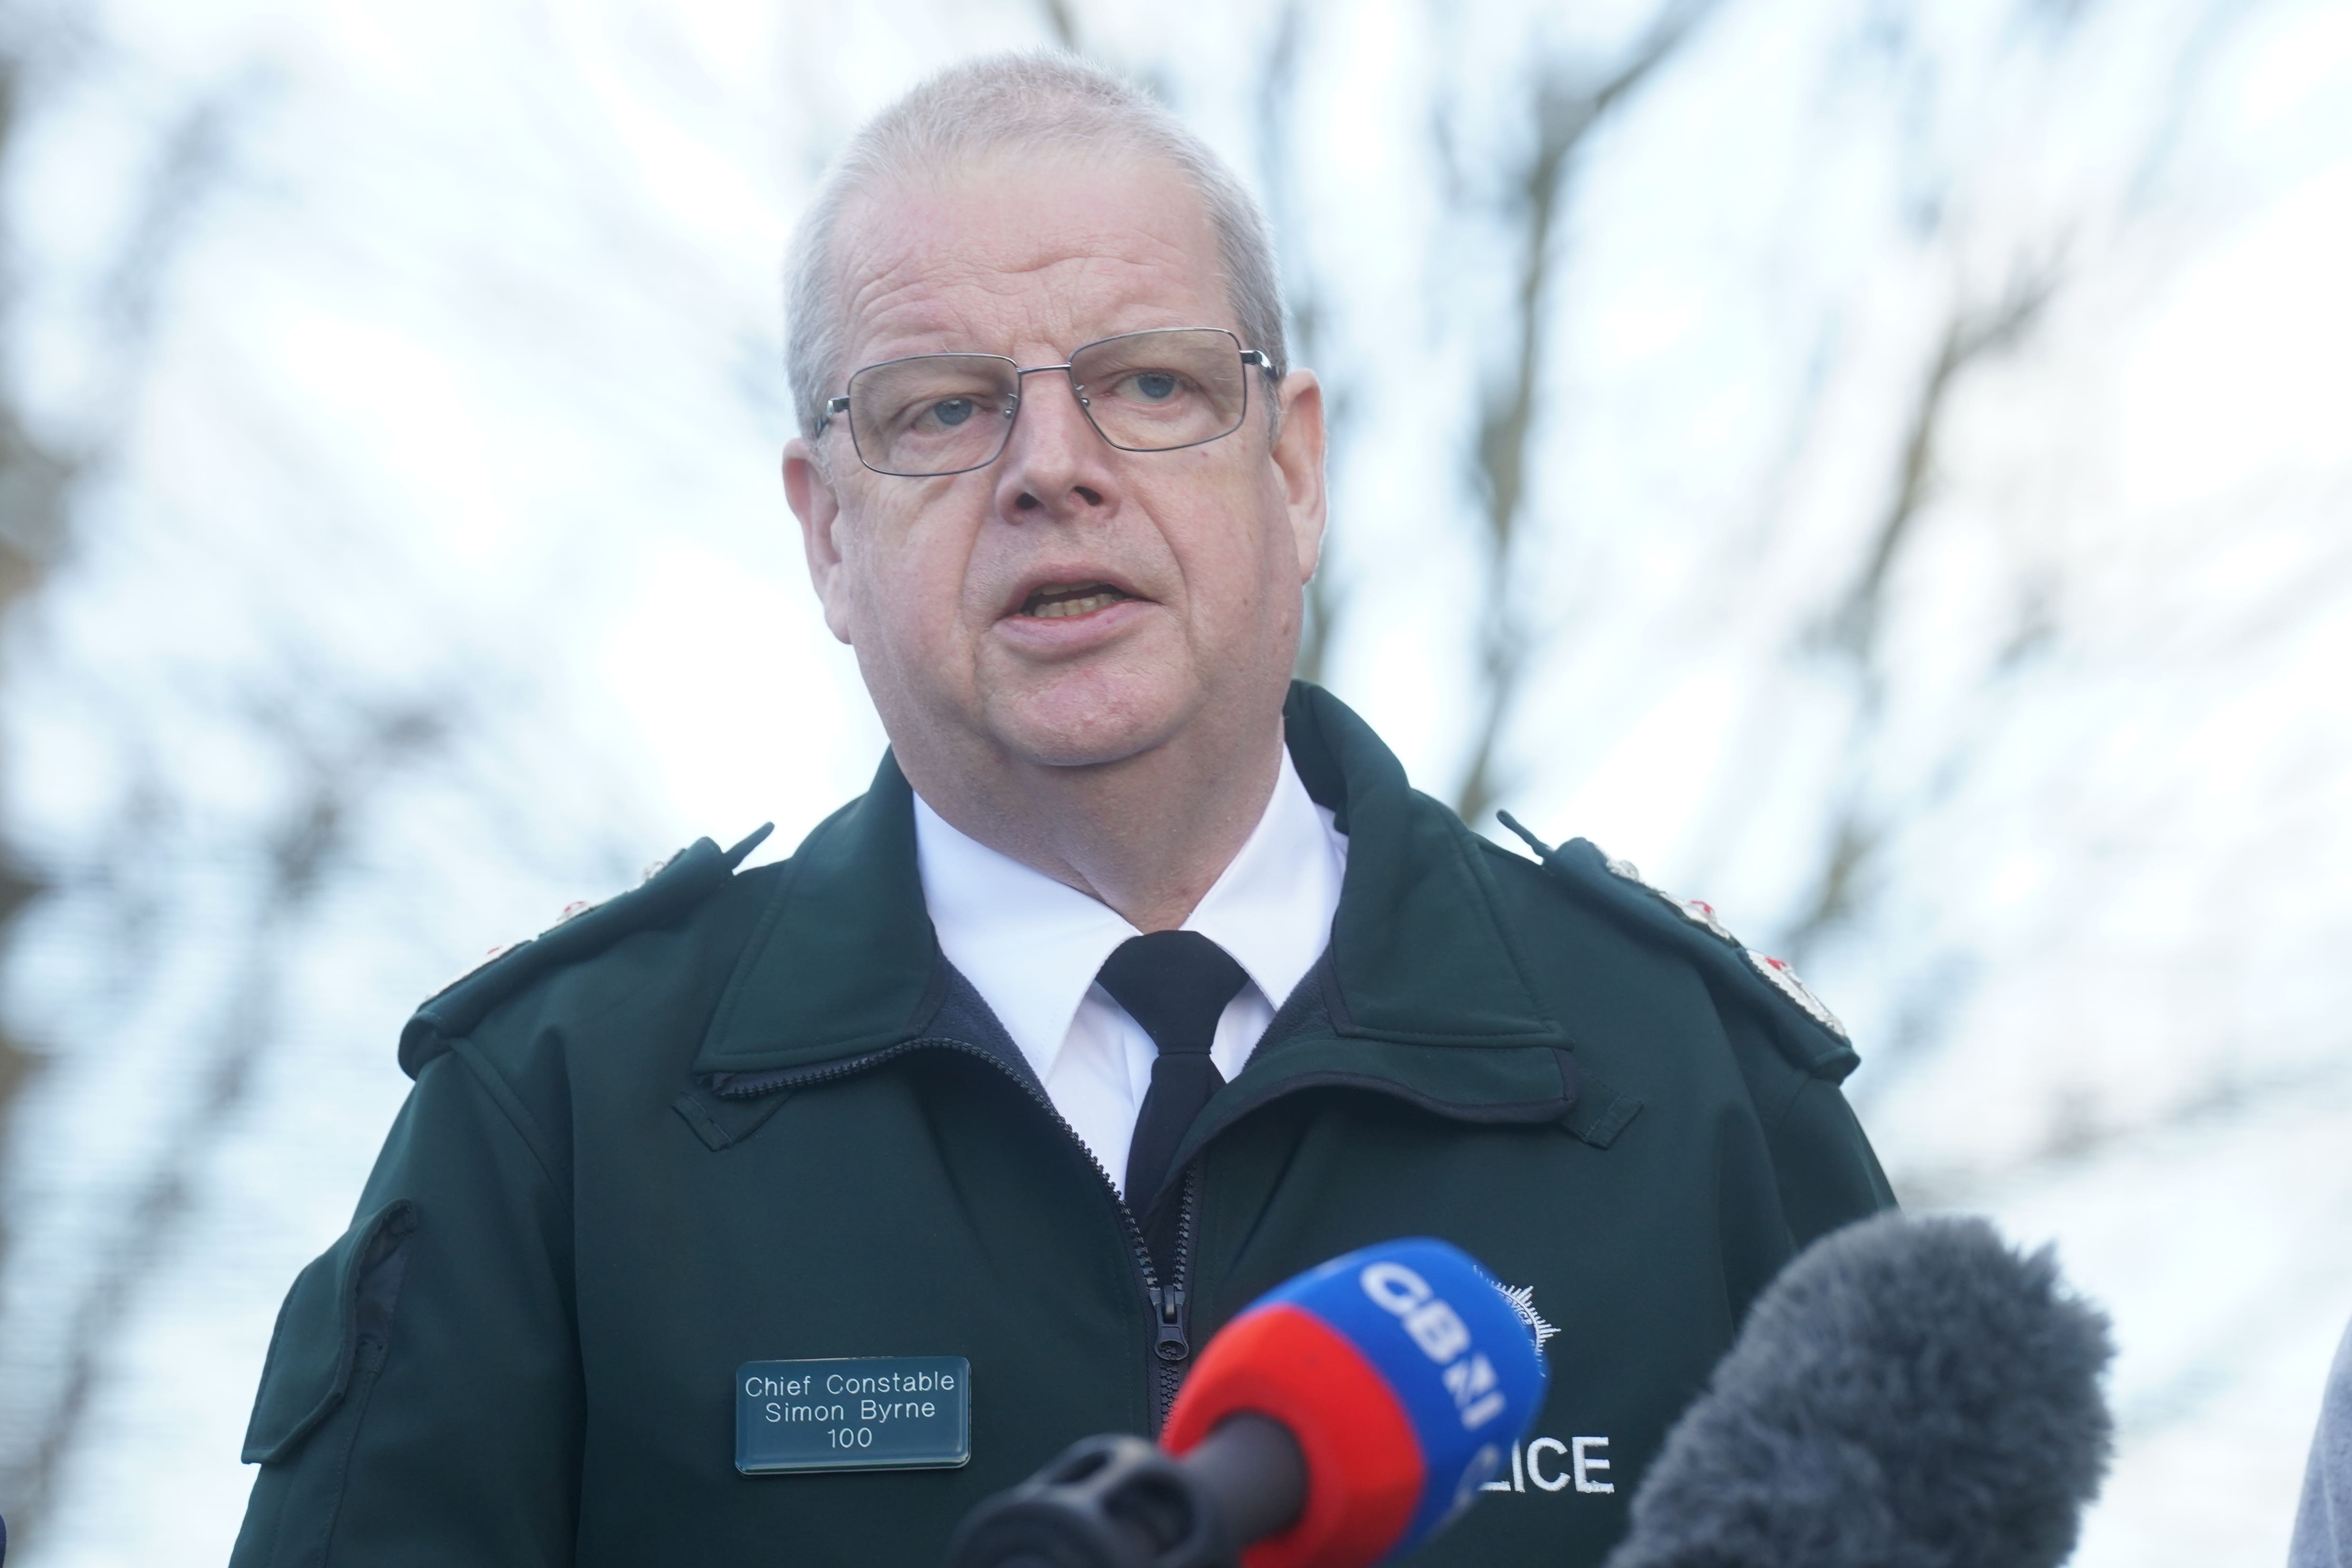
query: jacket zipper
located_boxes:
[1151,1165,1202,1424]
[714,1039,1200,1431]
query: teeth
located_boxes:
[1031,593,1121,619]
[1022,584,1128,619]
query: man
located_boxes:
[230,53,1891,1567]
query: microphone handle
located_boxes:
[1180,1414,1306,1548]
[944,1415,1305,1568]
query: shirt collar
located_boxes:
[913,746,1346,1084]
[691,682,1569,1083]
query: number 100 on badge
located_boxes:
[734,1356,971,1474]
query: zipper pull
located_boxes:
[1150,1284,1190,1362]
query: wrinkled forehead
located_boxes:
[828,148,1235,370]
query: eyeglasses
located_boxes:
[819,326,1276,478]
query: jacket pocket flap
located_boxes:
[241,1198,419,1464]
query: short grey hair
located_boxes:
[784,51,1287,440]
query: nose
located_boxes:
[991,372,1119,522]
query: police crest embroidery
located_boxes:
[1494,1280,1559,1352]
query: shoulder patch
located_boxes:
[1496,812,1857,1081]
[398,824,774,1078]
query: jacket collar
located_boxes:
[692,682,1565,1078]
[1284,683,1564,1048]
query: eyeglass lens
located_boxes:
[843,328,1252,478]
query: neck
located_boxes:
[901,716,1288,932]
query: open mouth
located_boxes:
[1019,581,1135,620]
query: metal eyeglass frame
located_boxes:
[817,326,1278,479]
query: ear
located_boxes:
[1269,370,1328,583]
[784,437,856,645]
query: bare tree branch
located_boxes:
[102,94,234,353]
[1823,266,2058,667]
[1782,265,2058,963]
[0,698,451,1547]
[1450,0,1721,830]
[1036,0,1080,51]
[1254,0,1354,687]
[1892,1053,2352,1211]
[0,34,246,1546]
[0,29,85,1354]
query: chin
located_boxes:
[983,667,1196,771]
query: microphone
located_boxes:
[1604,1211,2116,1568]
[948,1237,1548,1568]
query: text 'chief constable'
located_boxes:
[228,51,1894,1568]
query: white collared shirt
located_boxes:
[913,749,1348,1196]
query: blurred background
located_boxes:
[0,0,2345,1561]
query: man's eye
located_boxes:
[1125,372,1181,402]
[927,398,978,428]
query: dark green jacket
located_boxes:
[230,683,1892,1567]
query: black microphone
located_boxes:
[949,1238,1550,1568]
[1604,1211,2116,1568]
[947,1416,1306,1568]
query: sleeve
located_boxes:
[1714,996,1898,1252]
[229,1041,581,1568]
[1764,1075,1898,1244]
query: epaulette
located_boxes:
[1497,812,1859,1084]
[398,824,774,1078]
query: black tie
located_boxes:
[1098,931,1250,1214]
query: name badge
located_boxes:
[735,1356,971,1474]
